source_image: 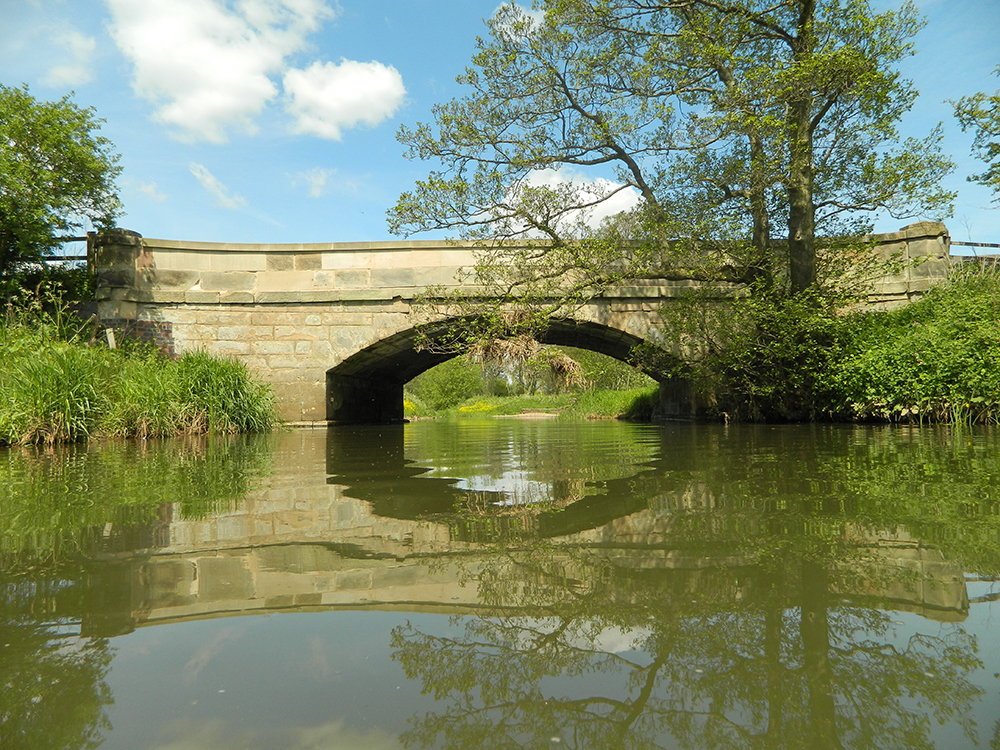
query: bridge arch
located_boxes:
[326,316,663,422]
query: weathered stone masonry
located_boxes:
[92,222,951,424]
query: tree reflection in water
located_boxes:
[392,547,981,750]
[0,569,114,750]
[1,423,997,748]
[386,424,995,750]
[0,435,274,750]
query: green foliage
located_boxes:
[473,340,588,395]
[560,386,658,420]
[651,263,1000,424]
[402,392,435,419]
[4,263,95,304]
[391,0,955,353]
[0,85,121,285]
[561,346,654,391]
[953,66,1000,201]
[406,345,657,419]
[654,284,848,421]
[0,435,274,563]
[453,393,575,416]
[406,355,485,411]
[835,263,1000,422]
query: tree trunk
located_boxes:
[800,559,842,749]
[786,0,818,294]
[749,133,774,286]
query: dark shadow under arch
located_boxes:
[326,318,688,423]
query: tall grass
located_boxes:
[176,351,276,433]
[0,342,110,444]
[0,292,276,444]
[560,387,658,420]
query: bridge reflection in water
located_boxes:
[80,426,969,640]
[8,422,999,750]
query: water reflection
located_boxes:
[0,423,999,748]
[391,553,980,749]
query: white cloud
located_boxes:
[524,169,641,227]
[137,181,168,202]
[494,3,546,26]
[190,163,247,209]
[501,168,641,237]
[294,167,337,197]
[146,717,399,750]
[105,0,336,143]
[283,59,406,140]
[182,626,243,685]
[125,179,169,202]
[490,2,546,42]
[43,31,96,87]
[513,618,652,654]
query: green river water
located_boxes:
[3,420,1000,749]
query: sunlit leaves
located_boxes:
[953,66,1000,203]
[0,85,121,277]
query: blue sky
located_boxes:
[2,0,999,249]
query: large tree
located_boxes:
[390,0,953,300]
[0,85,122,279]
[953,66,1000,203]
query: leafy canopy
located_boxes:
[391,0,953,299]
[953,66,1000,202]
[0,85,122,278]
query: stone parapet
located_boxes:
[864,220,950,309]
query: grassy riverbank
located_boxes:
[0,297,275,445]
[403,386,658,421]
[833,263,1000,423]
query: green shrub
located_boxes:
[403,391,435,419]
[835,264,1000,422]
[654,284,848,421]
[561,346,655,391]
[651,264,1000,424]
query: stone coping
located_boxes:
[120,220,951,254]
[139,237,544,254]
[95,283,729,305]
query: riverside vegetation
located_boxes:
[0,288,275,445]
[7,261,999,440]
[407,263,1000,425]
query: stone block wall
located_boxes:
[863,220,950,308]
[94,233,480,309]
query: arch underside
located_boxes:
[326,318,656,423]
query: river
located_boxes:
[2,420,1000,749]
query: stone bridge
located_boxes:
[92,222,951,423]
